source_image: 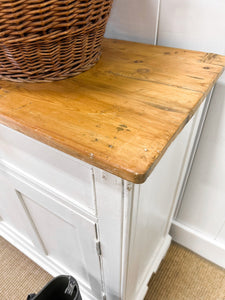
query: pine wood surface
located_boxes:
[0,39,224,183]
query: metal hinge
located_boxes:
[94,225,105,298]
[96,241,102,256]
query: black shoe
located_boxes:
[27,275,82,300]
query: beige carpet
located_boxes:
[145,242,225,300]
[0,237,52,300]
[0,237,224,300]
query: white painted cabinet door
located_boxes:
[0,171,102,300]
[21,195,102,298]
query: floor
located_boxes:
[145,242,225,300]
[0,237,224,300]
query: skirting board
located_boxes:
[0,222,97,300]
[170,220,225,269]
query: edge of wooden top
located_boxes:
[103,38,225,67]
[135,72,225,184]
[0,88,217,184]
[101,39,225,183]
[0,38,225,184]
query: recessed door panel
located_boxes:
[21,193,102,299]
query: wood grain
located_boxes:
[0,39,224,183]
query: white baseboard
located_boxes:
[170,220,225,269]
[0,222,97,300]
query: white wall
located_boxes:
[105,0,160,44]
[105,0,225,267]
[158,0,225,54]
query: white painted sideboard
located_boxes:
[0,98,208,300]
[0,36,224,299]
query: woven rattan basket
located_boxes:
[0,0,113,82]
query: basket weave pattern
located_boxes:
[0,0,113,82]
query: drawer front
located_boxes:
[0,124,96,214]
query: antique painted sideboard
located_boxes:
[0,39,224,300]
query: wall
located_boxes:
[105,0,225,267]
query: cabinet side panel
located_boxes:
[126,116,197,300]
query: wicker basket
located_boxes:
[0,0,113,82]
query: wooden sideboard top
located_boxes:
[0,39,224,183]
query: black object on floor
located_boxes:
[27,275,82,300]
